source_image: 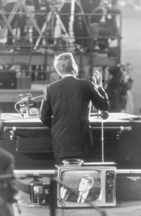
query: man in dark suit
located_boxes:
[61,174,97,203]
[40,52,109,163]
[0,147,17,216]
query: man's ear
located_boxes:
[72,62,78,76]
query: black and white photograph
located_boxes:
[0,0,141,216]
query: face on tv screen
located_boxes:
[60,170,101,203]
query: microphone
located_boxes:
[17,94,44,105]
[101,111,109,120]
[18,96,32,105]
[91,111,109,120]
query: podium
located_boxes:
[0,112,141,169]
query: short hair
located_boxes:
[81,175,94,187]
[54,52,78,76]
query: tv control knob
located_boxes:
[107,172,114,179]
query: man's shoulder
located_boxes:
[77,78,94,90]
[47,78,93,91]
[45,80,60,93]
[48,79,62,87]
[74,78,93,86]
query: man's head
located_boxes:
[54,52,78,77]
[78,175,94,193]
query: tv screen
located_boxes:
[56,166,116,208]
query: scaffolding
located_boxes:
[0,0,122,83]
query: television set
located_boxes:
[56,165,116,208]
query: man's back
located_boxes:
[40,52,109,162]
[46,76,93,159]
[50,76,92,125]
[41,76,108,160]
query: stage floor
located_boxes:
[13,201,141,216]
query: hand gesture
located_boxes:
[92,70,102,88]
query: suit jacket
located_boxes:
[63,189,97,203]
[40,76,109,159]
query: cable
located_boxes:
[14,102,20,113]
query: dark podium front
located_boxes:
[1,112,141,169]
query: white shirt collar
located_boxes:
[62,74,75,78]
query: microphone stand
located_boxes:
[14,93,44,118]
[101,119,104,162]
[97,110,105,162]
